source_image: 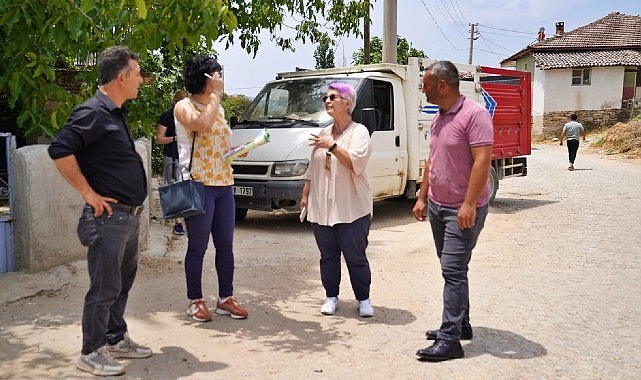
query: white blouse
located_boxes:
[306,122,373,226]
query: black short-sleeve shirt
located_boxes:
[48,90,147,206]
[158,106,178,159]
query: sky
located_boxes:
[214,0,640,97]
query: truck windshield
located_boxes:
[234,77,360,129]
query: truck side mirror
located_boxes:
[230,115,238,127]
[361,108,376,136]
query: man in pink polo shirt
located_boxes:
[412,61,493,362]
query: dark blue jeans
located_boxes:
[311,215,372,301]
[184,186,235,300]
[80,206,140,354]
[428,200,488,342]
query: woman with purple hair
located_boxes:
[301,82,375,318]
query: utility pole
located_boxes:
[468,23,479,64]
[364,1,371,64]
[382,0,397,64]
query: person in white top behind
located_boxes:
[560,113,586,171]
[301,82,374,318]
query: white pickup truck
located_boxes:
[229,58,531,220]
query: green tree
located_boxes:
[0,0,369,139]
[314,38,335,69]
[221,93,252,120]
[352,36,427,65]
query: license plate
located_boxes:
[233,186,253,196]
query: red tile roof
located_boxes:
[501,12,641,68]
[532,50,641,69]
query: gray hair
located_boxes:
[426,60,459,89]
[97,46,139,85]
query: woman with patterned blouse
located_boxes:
[174,55,248,322]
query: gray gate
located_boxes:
[1,133,15,273]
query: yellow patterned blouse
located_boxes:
[175,97,234,186]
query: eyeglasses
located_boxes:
[322,94,343,103]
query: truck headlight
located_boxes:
[271,159,309,177]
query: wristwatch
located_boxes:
[328,142,337,153]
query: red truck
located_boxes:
[229,58,532,218]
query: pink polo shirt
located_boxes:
[428,95,493,208]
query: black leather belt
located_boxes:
[111,203,144,216]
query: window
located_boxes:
[352,79,393,132]
[571,68,591,86]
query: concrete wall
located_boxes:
[544,67,624,112]
[11,139,151,273]
[532,67,546,134]
[541,109,632,136]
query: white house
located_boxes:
[501,12,641,135]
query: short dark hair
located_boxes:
[97,46,139,85]
[426,60,459,89]
[183,55,222,94]
[570,113,578,120]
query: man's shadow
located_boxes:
[124,346,227,378]
[461,327,547,359]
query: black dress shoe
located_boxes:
[425,324,473,340]
[416,339,464,362]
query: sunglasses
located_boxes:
[322,94,343,103]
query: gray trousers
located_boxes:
[78,206,140,354]
[428,200,488,342]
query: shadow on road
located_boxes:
[463,326,547,359]
[127,345,228,377]
[490,197,558,214]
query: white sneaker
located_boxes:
[77,346,125,376]
[320,297,340,315]
[358,299,374,317]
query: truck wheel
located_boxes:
[235,208,248,222]
[488,166,499,203]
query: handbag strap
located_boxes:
[188,132,197,172]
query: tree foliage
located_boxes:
[0,0,369,139]
[221,93,252,120]
[313,39,335,69]
[352,36,427,65]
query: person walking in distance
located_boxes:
[412,61,493,362]
[48,45,152,376]
[156,89,189,235]
[560,113,585,171]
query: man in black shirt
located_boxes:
[48,45,152,376]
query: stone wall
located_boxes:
[11,139,151,273]
[542,109,631,136]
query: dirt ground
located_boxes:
[1,137,640,379]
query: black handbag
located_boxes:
[158,134,205,219]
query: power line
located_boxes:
[480,29,535,41]
[451,0,469,25]
[419,0,459,50]
[434,0,467,37]
[445,0,468,29]
[477,23,533,35]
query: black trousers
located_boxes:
[567,139,580,164]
